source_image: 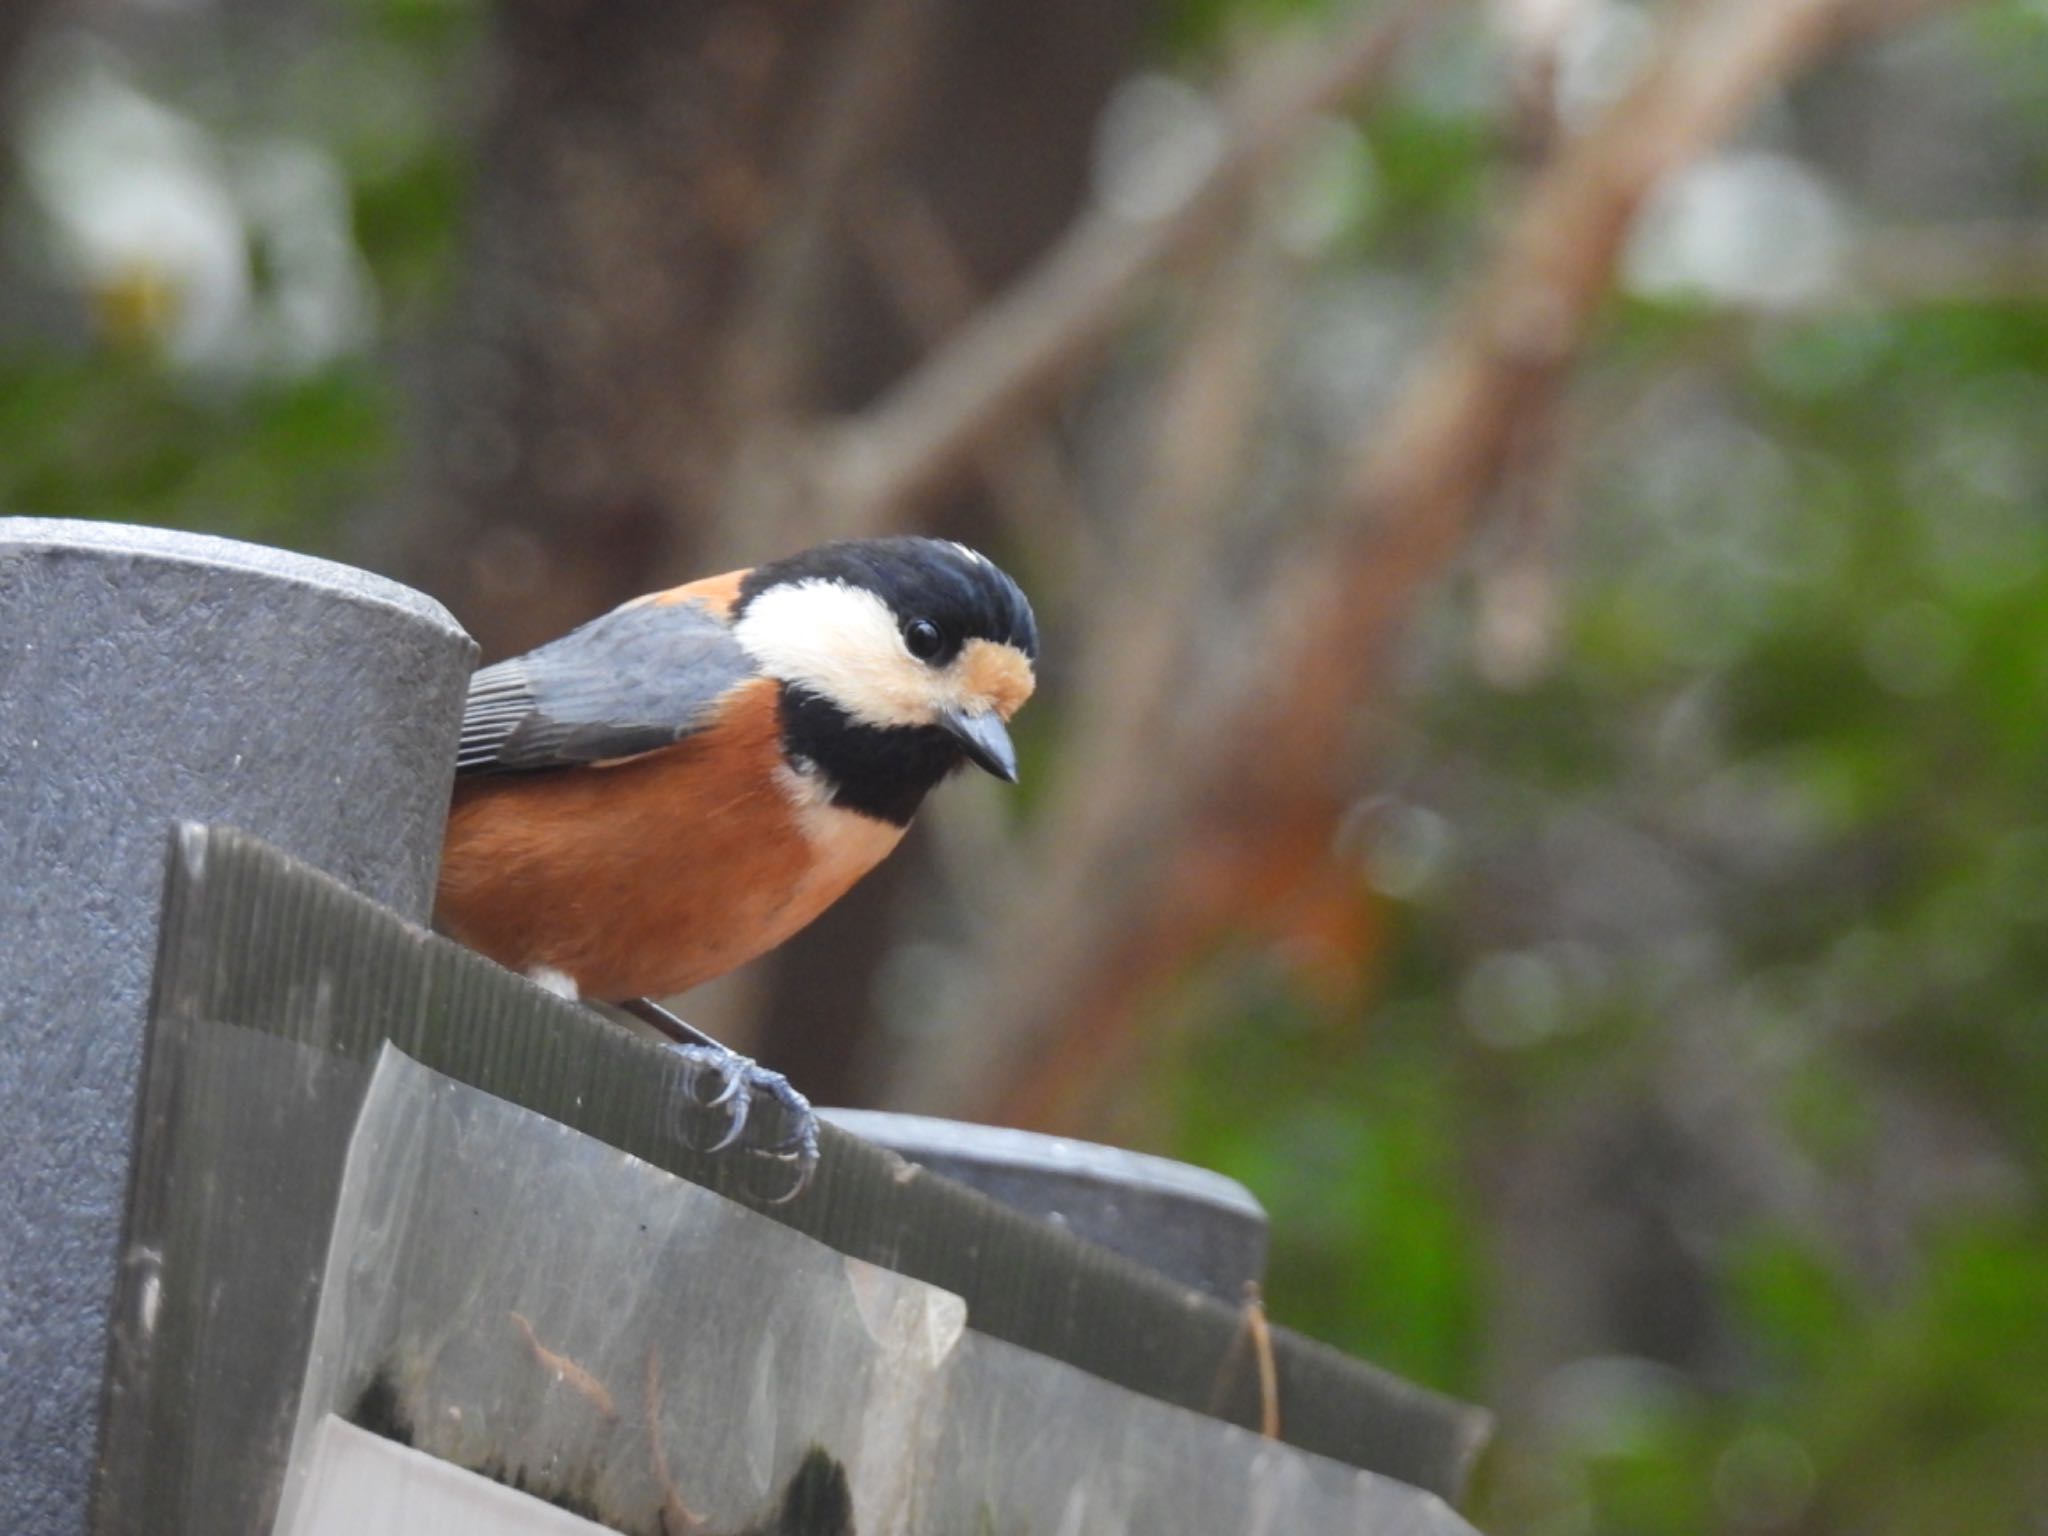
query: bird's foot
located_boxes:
[665,1044,820,1203]
[619,998,820,1201]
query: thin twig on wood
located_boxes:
[1201,1280,1285,1437]
[1246,1283,1282,1440]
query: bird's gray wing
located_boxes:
[456,598,760,774]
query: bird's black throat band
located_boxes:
[777,686,960,826]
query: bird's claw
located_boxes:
[704,1068,747,1119]
[664,1044,820,1200]
[755,1112,821,1207]
[668,1044,752,1151]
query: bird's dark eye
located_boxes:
[903,618,944,661]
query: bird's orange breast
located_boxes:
[435,678,904,1001]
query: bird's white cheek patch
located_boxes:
[733,578,932,728]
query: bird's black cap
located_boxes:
[740,537,1038,665]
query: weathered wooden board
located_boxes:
[95,824,1488,1535]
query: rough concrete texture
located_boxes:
[0,519,475,1535]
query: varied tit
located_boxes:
[436,536,1038,1194]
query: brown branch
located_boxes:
[1495,0,1583,167]
[700,0,949,564]
[885,209,1299,1113]
[1842,223,2048,308]
[869,212,1286,1087]
[903,0,1962,1129]
[812,0,1453,539]
[1470,396,1570,689]
[0,1,52,86]
[720,0,947,427]
[950,221,1286,1040]
[849,182,1097,575]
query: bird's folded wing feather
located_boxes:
[456,597,760,774]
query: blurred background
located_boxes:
[4,0,2046,1529]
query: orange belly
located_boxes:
[434,680,903,1000]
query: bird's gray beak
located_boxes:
[941,707,1018,783]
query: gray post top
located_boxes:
[821,1108,1270,1302]
[821,1108,1266,1218]
[0,517,466,640]
[2,518,477,1536]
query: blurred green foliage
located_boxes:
[0,0,478,550]
[0,351,390,545]
[1147,6,2048,1529]
[1167,88,2048,1536]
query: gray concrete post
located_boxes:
[0,519,475,1535]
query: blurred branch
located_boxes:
[1671,225,2048,316]
[984,213,1288,1011]
[720,0,1154,1109]
[1494,0,1583,167]
[0,0,53,86]
[1470,392,1569,689]
[1844,223,2048,308]
[850,182,1097,577]
[849,181,1080,935]
[904,0,1967,1129]
[0,0,57,199]
[810,0,1452,539]
[720,0,946,430]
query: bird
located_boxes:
[436,536,1038,1196]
